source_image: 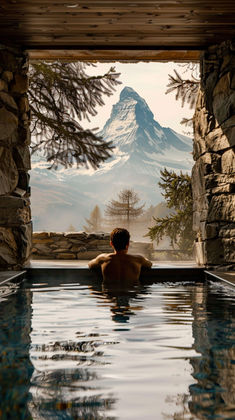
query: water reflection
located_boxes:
[97,282,149,324]
[161,282,235,419]
[29,338,117,419]
[28,280,119,420]
[29,368,116,420]
[27,279,151,419]
[189,283,235,419]
[1,277,235,419]
[0,283,33,420]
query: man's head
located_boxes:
[110,228,130,251]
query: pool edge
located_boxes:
[205,270,235,288]
[0,270,27,286]
[26,266,205,283]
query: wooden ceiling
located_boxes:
[0,0,235,61]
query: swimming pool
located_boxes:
[0,273,235,420]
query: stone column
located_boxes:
[0,45,32,269]
[192,41,235,268]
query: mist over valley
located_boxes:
[31,86,193,239]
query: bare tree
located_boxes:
[105,189,144,228]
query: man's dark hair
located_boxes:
[110,228,130,251]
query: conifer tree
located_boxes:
[147,169,195,255]
[166,69,199,109]
[67,224,76,232]
[83,205,103,233]
[29,62,121,169]
[166,64,200,130]
[105,189,144,227]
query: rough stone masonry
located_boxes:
[192,40,235,268]
[0,45,32,269]
[32,231,153,260]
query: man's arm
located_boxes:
[140,256,152,269]
[88,253,106,269]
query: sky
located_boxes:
[83,61,198,135]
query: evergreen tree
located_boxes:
[166,68,199,109]
[140,202,170,223]
[29,62,121,169]
[147,169,195,255]
[83,205,102,233]
[105,189,144,227]
[166,64,200,130]
[67,224,76,232]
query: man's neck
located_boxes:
[114,249,128,255]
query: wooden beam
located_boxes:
[28,49,201,62]
[0,0,234,52]
[1,3,235,13]
[3,33,222,44]
[3,20,235,28]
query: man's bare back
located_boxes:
[88,228,152,288]
[89,251,152,287]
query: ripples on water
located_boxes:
[0,278,235,419]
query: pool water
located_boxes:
[0,277,235,420]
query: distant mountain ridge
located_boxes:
[101,86,190,152]
[31,86,193,231]
[97,86,192,176]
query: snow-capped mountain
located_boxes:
[30,86,193,231]
[97,86,192,176]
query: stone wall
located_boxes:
[32,232,112,260]
[192,41,235,268]
[0,45,32,269]
[32,231,153,260]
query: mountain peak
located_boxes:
[120,86,141,101]
[99,85,192,160]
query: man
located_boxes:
[88,228,152,287]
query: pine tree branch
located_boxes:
[166,69,199,109]
[29,61,121,169]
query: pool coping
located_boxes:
[0,266,205,286]
[2,267,235,287]
[26,266,205,283]
[204,270,235,288]
[0,270,26,286]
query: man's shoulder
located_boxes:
[97,252,113,261]
[127,253,152,267]
[126,253,145,262]
[88,252,113,269]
